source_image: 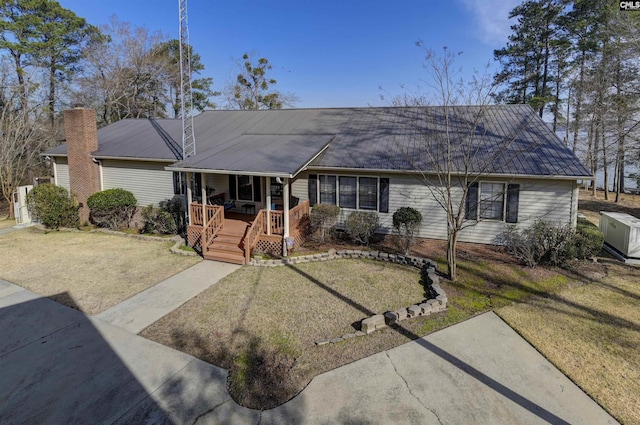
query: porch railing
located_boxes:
[244,208,265,263]
[289,200,310,232]
[189,203,224,251]
[202,205,224,251]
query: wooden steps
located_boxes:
[203,219,249,265]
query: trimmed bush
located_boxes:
[87,188,137,230]
[345,211,379,245]
[26,183,79,229]
[501,218,603,267]
[574,218,604,259]
[310,203,340,243]
[393,207,423,254]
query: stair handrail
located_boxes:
[244,209,265,263]
[202,205,224,251]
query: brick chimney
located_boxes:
[64,107,100,223]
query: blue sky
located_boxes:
[57,0,520,108]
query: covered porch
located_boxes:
[187,199,311,265]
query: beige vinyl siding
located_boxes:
[204,174,230,201]
[291,173,308,201]
[102,160,174,206]
[302,169,578,245]
[54,157,71,192]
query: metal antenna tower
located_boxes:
[178,0,196,159]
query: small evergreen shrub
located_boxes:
[345,211,379,245]
[26,183,79,229]
[392,207,423,254]
[87,188,137,230]
[310,203,340,243]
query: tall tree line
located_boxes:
[493,0,640,200]
[0,0,218,216]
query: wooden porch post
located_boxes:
[200,172,206,222]
[283,178,290,238]
[266,177,271,236]
[186,172,193,225]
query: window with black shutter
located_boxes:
[228,175,237,200]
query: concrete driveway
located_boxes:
[0,278,618,425]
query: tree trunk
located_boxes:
[447,229,459,282]
[572,50,586,154]
[49,61,56,130]
[602,127,609,200]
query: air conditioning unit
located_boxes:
[599,211,640,263]
[13,185,33,225]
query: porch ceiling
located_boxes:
[166,134,333,177]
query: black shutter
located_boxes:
[308,174,317,206]
[506,184,520,223]
[229,175,237,200]
[465,182,478,220]
[379,178,389,213]
[194,173,202,194]
[253,176,262,202]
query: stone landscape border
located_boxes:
[249,248,448,345]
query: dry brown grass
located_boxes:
[578,189,640,225]
[141,252,570,409]
[497,193,640,425]
[0,215,16,230]
[142,259,432,408]
[0,228,201,315]
[498,260,640,425]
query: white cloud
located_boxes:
[458,0,521,46]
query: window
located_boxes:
[308,174,390,213]
[358,177,378,210]
[465,181,519,223]
[479,182,505,220]
[339,176,356,209]
[319,175,336,204]
[237,175,252,201]
[229,175,262,202]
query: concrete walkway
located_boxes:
[94,260,240,334]
[0,276,618,425]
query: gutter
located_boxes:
[304,166,594,181]
[164,166,293,179]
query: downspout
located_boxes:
[92,158,104,191]
[52,157,58,185]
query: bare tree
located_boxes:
[396,46,537,281]
[0,82,46,219]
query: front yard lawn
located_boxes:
[0,215,15,230]
[141,253,569,410]
[498,258,640,425]
[0,228,201,315]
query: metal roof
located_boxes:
[45,105,592,178]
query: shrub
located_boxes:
[393,207,423,254]
[26,183,79,229]
[310,203,340,243]
[345,211,379,245]
[87,188,137,230]
[574,218,604,259]
[159,197,186,233]
[501,218,599,267]
[141,204,178,235]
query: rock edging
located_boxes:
[250,248,437,269]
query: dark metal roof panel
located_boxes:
[169,134,333,176]
[44,105,592,178]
